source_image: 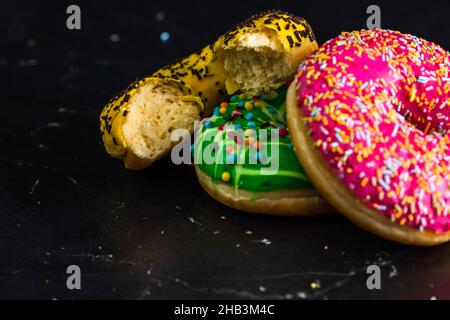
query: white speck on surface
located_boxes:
[235,244,240,248]
[160,32,170,42]
[29,178,40,194]
[253,238,271,245]
[56,107,77,114]
[187,217,205,229]
[220,216,226,220]
[258,286,266,292]
[297,291,307,299]
[245,231,253,235]
[430,296,437,300]
[66,176,80,187]
[388,265,398,278]
[324,245,328,250]
[110,34,120,42]
[30,122,62,137]
[213,230,220,234]
[175,205,182,210]
[155,11,165,21]
[160,230,165,235]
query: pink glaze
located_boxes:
[295,29,450,233]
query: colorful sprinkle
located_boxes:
[248,121,256,129]
[244,101,253,110]
[295,29,450,234]
[221,171,231,182]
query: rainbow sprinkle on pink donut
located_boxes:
[295,29,450,233]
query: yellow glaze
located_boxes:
[99,10,318,162]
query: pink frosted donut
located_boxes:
[286,29,450,245]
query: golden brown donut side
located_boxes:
[196,167,334,216]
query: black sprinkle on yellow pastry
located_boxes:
[99,10,318,170]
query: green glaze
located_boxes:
[194,86,313,192]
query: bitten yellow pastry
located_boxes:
[99,10,318,170]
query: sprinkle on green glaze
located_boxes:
[195,85,313,192]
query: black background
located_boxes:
[1,0,450,299]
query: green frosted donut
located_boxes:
[194,85,313,193]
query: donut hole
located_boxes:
[395,81,448,135]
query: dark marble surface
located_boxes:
[1,0,450,299]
